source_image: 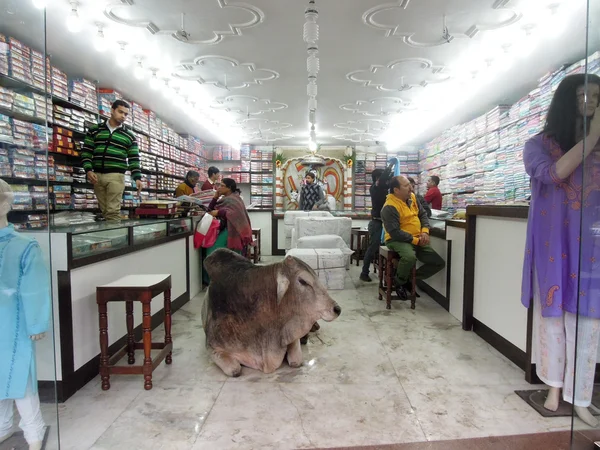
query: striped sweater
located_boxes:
[81,121,141,180]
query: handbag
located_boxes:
[194,213,220,249]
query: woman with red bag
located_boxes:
[202,178,253,285]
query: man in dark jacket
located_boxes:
[359,160,396,282]
[408,177,432,218]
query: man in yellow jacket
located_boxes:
[381,176,445,299]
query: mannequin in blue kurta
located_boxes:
[0,179,50,449]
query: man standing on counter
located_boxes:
[359,160,396,282]
[424,175,442,211]
[381,176,445,299]
[81,100,142,221]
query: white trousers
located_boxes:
[533,273,600,407]
[0,378,46,444]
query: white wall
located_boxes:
[473,217,528,351]
[248,211,273,256]
[69,239,187,371]
[447,226,466,323]
[425,235,447,297]
[189,237,202,299]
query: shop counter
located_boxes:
[27,217,201,402]
[462,205,533,380]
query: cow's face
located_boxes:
[277,256,341,322]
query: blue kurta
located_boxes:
[0,225,50,400]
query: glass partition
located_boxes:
[571,0,600,447]
[0,2,60,450]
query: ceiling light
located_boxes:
[134,60,145,80]
[308,140,318,152]
[115,42,129,67]
[32,0,47,9]
[66,2,82,34]
[149,71,160,90]
[94,26,108,52]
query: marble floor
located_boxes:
[31,259,580,450]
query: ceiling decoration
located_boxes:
[333,132,380,144]
[234,118,294,141]
[339,97,415,117]
[347,57,450,92]
[235,117,293,132]
[304,0,319,149]
[334,119,390,134]
[363,0,522,48]
[104,0,265,45]
[242,130,296,143]
[172,55,279,89]
[210,95,288,116]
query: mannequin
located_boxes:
[521,74,600,427]
[0,179,50,450]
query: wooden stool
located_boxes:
[250,228,261,263]
[378,246,417,310]
[96,274,173,391]
[350,228,369,266]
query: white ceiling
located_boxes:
[1,0,599,148]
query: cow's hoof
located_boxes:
[230,368,242,377]
[289,361,303,368]
[310,322,320,332]
[300,335,308,345]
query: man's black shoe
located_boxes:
[403,282,420,298]
[359,273,372,282]
[395,285,408,300]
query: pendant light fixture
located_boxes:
[303,0,319,151]
[66,1,82,34]
[134,60,145,80]
[116,42,129,67]
[93,25,108,53]
[149,70,160,90]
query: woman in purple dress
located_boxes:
[522,73,600,426]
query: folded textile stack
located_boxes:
[9,184,33,210]
[51,184,72,211]
[68,78,97,112]
[51,126,80,157]
[0,34,8,76]
[31,49,51,93]
[8,37,32,85]
[72,187,98,210]
[51,66,68,100]
[131,101,148,134]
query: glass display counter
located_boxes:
[46,218,193,266]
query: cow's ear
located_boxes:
[276,270,290,305]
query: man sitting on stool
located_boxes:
[381,176,445,299]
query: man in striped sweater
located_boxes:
[81,100,142,221]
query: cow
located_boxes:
[201,248,342,377]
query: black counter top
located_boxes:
[466,204,529,219]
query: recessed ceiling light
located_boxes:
[66,2,82,33]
